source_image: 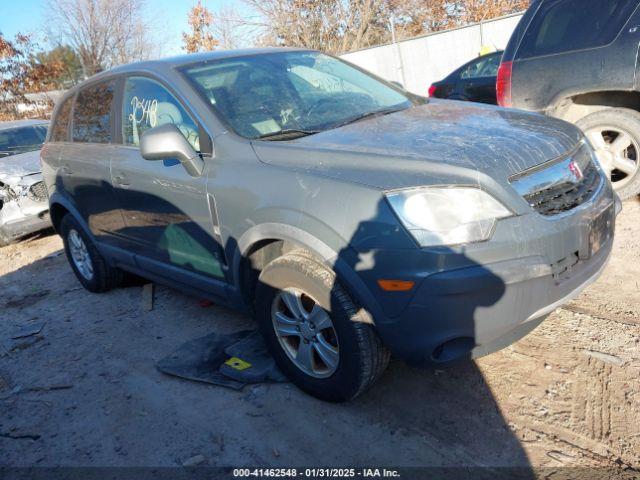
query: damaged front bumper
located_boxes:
[351,177,618,367]
[0,173,51,244]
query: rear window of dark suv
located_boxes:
[517,0,638,59]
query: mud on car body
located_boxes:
[41,49,619,401]
[0,120,51,246]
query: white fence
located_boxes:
[341,12,524,96]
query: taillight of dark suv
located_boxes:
[496,61,513,108]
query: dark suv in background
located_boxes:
[499,0,640,199]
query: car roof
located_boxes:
[476,50,504,59]
[87,47,312,81]
[0,119,48,130]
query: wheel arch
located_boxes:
[232,223,383,322]
[549,90,640,123]
[49,202,70,233]
[48,192,93,240]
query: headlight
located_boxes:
[386,187,513,247]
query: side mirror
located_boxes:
[390,80,404,90]
[140,123,204,177]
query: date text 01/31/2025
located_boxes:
[232,468,401,478]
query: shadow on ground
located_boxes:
[0,238,532,476]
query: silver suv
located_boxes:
[0,120,50,246]
[42,49,618,401]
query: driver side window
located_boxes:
[122,76,200,152]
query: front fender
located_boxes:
[232,222,386,324]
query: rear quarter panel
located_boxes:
[40,142,63,201]
[509,3,640,113]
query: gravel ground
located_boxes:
[1,199,639,472]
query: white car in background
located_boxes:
[0,120,51,246]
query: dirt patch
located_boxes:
[0,202,639,470]
[568,198,640,325]
[4,290,50,309]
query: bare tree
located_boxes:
[390,0,530,38]
[46,0,155,77]
[244,0,389,54]
[211,6,248,50]
[455,0,529,24]
[386,0,454,39]
[0,33,65,120]
[339,0,389,52]
[243,0,530,53]
[183,1,219,53]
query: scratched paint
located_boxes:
[253,99,583,192]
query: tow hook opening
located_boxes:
[430,337,476,363]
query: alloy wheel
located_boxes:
[586,126,640,189]
[271,288,340,378]
[68,229,94,280]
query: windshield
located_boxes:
[181,51,413,139]
[0,124,48,158]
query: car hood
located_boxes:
[0,150,42,183]
[252,100,583,190]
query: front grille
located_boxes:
[28,181,48,202]
[524,160,601,216]
[510,141,603,217]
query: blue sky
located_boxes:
[0,0,251,56]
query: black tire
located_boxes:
[59,214,122,293]
[255,253,390,402]
[577,107,640,200]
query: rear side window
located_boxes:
[72,80,115,143]
[51,96,73,142]
[460,53,502,79]
[122,76,201,151]
[518,0,637,59]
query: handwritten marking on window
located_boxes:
[129,96,158,127]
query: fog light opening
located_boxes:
[430,337,476,363]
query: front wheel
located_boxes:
[578,108,640,199]
[255,253,389,402]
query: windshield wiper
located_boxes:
[257,129,320,141]
[331,106,408,130]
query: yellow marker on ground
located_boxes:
[225,357,252,371]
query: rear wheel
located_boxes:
[577,108,640,199]
[255,253,389,402]
[60,214,122,293]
